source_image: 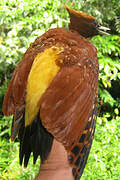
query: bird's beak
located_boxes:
[98,26,110,35]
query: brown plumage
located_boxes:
[3,5,100,180]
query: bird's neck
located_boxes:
[35,139,73,180]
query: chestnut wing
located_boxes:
[40,65,98,149]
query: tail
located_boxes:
[12,111,53,167]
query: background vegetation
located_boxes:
[0,0,120,179]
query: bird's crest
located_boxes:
[64,4,99,38]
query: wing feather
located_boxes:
[2,53,34,116]
[40,65,97,149]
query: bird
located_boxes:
[2,4,104,180]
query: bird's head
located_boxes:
[64,5,110,38]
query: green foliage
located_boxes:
[91,35,120,117]
[0,0,120,179]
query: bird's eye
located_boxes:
[91,20,99,28]
[93,20,98,26]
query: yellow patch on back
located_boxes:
[25,46,63,126]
